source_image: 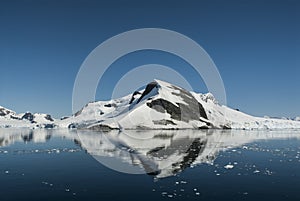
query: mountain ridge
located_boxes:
[1,79,300,130]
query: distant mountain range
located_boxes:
[0,106,56,128]
[1,79,300,130]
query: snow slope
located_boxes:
[192,92,300,130]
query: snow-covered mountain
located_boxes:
[0,106,57,128]
[1,79,300,130]
[58,79,300,130]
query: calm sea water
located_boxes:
[0,129,299,201]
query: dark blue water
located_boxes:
[0,129,299,201]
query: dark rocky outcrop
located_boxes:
[22,112,34,121]
[44,114,54,122]
[137,82,158,104]
[10,115,21,120]
[68,123,79,129]
[153,119,177,125]
[145,83,208,124]
[88,124,119,132]
[147,99,180,120]
[60,116,69,120]
[74,108,83,117]
[147,146,165,155]
[129,91,141,104]
[222,124,231,129]
[147,98,208,123]
[0,108,10,116]
[169,84,208,119]
[104,103,117,108]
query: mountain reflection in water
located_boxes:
[1,128,299,179]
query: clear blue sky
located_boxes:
[0,0,299,118]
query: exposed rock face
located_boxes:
[146,83,208,123]
[0,108,10,116]
[87,124,118,132]
[10,115,21,120]
[60,116,69,120]
[68,123,78,129]
[74,108,83,117]
[153,119,176,125]
[45,114,54,122]
[129,91,141,104]
[137,81,158,104]
[22,112,34,122]
[104,103,116,107]
[168,84,208,119]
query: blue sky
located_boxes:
[0,0,299,118]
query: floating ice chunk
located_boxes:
[224,164,234,169]
[253,170,260,174]
[265,169,273,175]
[5,170,9,174]
[195,192,200,196]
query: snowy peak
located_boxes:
[129,79,208,121]
[86,80,214,130]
